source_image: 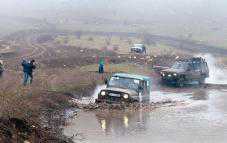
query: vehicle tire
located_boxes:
[177,78,185,87]
[95,99,100,103]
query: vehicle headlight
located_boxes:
[100,91,106,96]
[168,74,172,77]
[161,72,165,76]
[173,73,177,76]
[123,94,129,99]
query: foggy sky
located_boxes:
[1,0,227,41]
[1,0,227,20]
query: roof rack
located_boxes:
[176,57,206,63]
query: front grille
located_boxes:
[106,90,123,95]
[106,91,124,101]
[107,96,123,102]
[162,73,178,82]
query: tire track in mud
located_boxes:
[19,35,48,59]
[4,30,227,61]
[4,34,48,61]
[48,73,59,91]
[2,37,47,75]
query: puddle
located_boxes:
[149,91,193,103]
[64,89,227,143]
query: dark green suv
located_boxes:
[96,73,152,103]
[160,57,209,87]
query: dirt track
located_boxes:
[3,29,227,60]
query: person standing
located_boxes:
[0,60,3,77]
[22,59,30,86]
[99,63,104,73]
[98,57,105,74]
[28,59,36,84]
[21,59,36,86]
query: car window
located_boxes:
[192,62,201,70]
[172,62,188,70]
[108,76,141,91]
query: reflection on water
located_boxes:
[64,89,227,143]
[100,119,106,131]
[95,109,149,136]
[123,115,129,128]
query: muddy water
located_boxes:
[64,88,227,143]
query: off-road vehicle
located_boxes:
[96,73,151,103]
[160,57,209,86]
[130,44,146,54]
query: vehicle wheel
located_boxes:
[177,78,184,87]
[95,99,101,103]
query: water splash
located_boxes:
[71,85,106,105]
[91,85,107,102]
[199,54,227,84]
[139,93,143,102]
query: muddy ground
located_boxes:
[0,30,227,143]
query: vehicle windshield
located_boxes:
[172,62,188,70]
[108,76,141,92]
[134,44,143,47]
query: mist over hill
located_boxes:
[1,0,227,21]
[1,0,227,46]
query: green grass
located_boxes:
[54,34,180,55]
[56,21,227,50]
[80,63,151,75]
[55,34,142,53]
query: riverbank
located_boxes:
[0,88,76,142]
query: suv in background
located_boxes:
[130,44,146,54]
[160,57,209,87]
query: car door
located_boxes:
[139,80,150,101]
[187,63,198,80]
[192,62,201,80]
[141,80,149,95]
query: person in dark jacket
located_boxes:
[0,60,3,77]
[22,59,36,86]
[28,59,36,84]
[99,63,104,73]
